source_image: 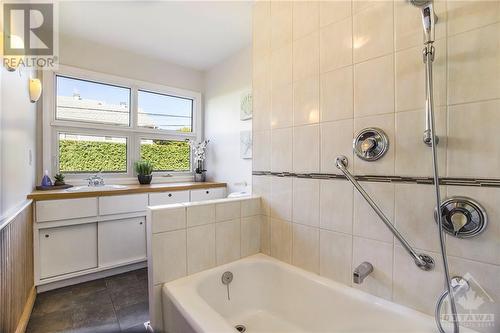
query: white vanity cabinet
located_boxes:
[33,185,226,290]
[98,217,146,267]
[39,223,98,279]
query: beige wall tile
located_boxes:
[270,176,293,221]
[393,246,443,316]
[271,43,293,88]
[293,75,320,125]
[448,23,500,105]
[292,178,320,227]
[395,108,446,177]
[253,130,271,171]
[292,0,319,40]
[320,65,353,122]
[151,205,186,233]
[353,114,395,175]
[187,224,215,275]
[395,41,446,112]
[292,223,320,273]
[320,0,351,27]
[447,0,500,36]
[353,1,393,63]
[271,83,293,129]
[216,201,241,222]
[446,186,500,266]
[252,176,272,216]
[353,182,395,243]
[320,229,353,285]
[152,230,186,285]
[241,197,261,217]
[293,124,320,173]
[352,236,393,300]
[320,17,353,73]
[271,1,292,50]
[260,215,271,255]
[394,184,442,253]
[354,54,394,118]
[241,215,262,257]
[293,32,320,81]
[253,52,270,92]
[271,127,293,172]
[448,256,500,333]
[253,87,272,131]
[186,203,215,227]
[271,217,292,263]
[447,100,500,178]
[352,0,377,14]
[320,179,354,234]
[253,0,271,56]
[216,219,241,265]
[320,119,354,174]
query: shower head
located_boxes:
[408,0,437,44]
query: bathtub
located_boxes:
[162,254,478,333]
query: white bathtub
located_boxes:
[162,254,478,333]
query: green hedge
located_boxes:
[59,140,190,173]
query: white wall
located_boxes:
[0,67,37,221]
[59,35,204,92]
[204,47,252,194]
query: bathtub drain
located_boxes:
[235,324,246,332]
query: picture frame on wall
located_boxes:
[240,130,252,159]
[240,91,252,120]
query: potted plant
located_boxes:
[54,173,65,186]
[187,139,209,182]
[134,160,153,185]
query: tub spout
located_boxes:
[353,262,373,284]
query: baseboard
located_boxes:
[14,286,36,333]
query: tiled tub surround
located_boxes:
[252,1,500,332]
[146,196,261,332]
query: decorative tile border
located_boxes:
[252,171,500,188]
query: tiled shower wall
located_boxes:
[252,1,500,331]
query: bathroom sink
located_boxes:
[66,184,128,192]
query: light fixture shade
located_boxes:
[29,78,42,103]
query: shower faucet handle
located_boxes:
[360,137,376,154]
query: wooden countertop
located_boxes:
[27,182,226,201]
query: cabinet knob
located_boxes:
[168,193,172,197]
[45,234,49,238]
[140,222,143,225]
[206,190,210,194]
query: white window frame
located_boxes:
[42,65,202,184]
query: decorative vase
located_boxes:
[138,174,152,185]
[194,160,206,182]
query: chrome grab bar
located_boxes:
[335,156,434,271]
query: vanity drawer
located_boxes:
[190,187,226,202]
[99,194,148,215]
[36,198,98,222]
[149,190,190,206]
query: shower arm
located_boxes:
[335,156,435,271]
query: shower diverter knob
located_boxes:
[353,128,389,161]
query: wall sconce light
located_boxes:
[4,35,24,72]
[29,78,42,103]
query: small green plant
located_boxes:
[134,160,153,176]
[54,173,65,185]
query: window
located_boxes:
[58,133,127,173]
[45,66,201,179]
[138,90,193,132]
[56,76,131,126]
[140,139,190,172]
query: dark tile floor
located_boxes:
[27,269,149,333]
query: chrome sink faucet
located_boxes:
[85,172,105,187]
[353,262,373,284]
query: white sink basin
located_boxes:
[66,184,128,192]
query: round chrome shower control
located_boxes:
[435,196,487,238]
[353,128,389,161]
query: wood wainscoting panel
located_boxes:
[0,202,35,333]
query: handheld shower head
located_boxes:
[409,0,437,44]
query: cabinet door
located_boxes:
[39,223,98,279]
[98,217,146,267]
[149,190,190,206]
[99,194,148,215]
[36,198,97,222]
[190,187,226,202]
